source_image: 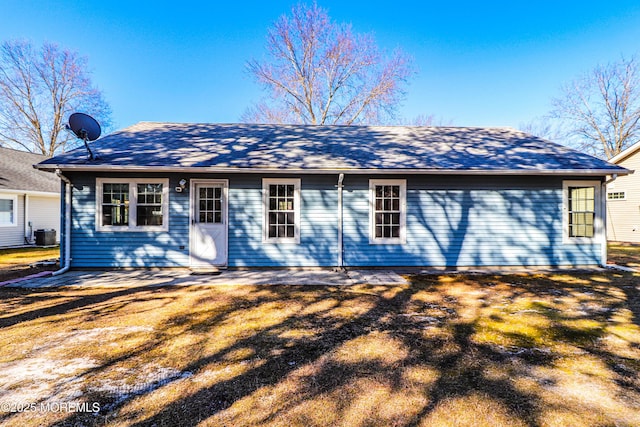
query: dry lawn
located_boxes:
[609,243,640,268]
[0,271,639,426]
[0,247,59,282]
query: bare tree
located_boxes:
[243,2,413,125]
[404,114,454,127]
[550,56,640,159]
[518,117,563,141]
[0,40,111,156]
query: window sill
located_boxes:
[369,238,405,245]
[562,237,599,245]
[96,226,168,233]
[262,238,300,244]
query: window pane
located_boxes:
[102,184,130,227]
[373,184,403,240]
[214,212,222,223]
[0,199,14,224]
[137,206,163,226]
[266,182,297,239]
[103,205,129,226]
[568,186,596,238]
[136,184,163,227]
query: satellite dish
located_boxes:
[66,112,101,160]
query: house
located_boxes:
[606,142,640,243]
[0,147,61,247]
[35,122,628,270]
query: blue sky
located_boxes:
[2,0,640,131]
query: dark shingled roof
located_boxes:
[37,122,627,175]
[0,147,60,193]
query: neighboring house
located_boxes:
[35,123,627,270]
[0,147,61,247]
[606,142,640,243]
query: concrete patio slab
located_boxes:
[8,268,409,288]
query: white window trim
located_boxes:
[369,179,407,245]
[96,178,169,232]
[262,178,301,244]
[562,180,602,244]
[0,194,17,227]
[606,191,626,201]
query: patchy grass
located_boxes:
[0,272,639,426]
[0,247,59,282]
[609,243,640,268]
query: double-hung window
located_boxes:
[0,195,17,227]
[369,179,406,244]
[96,178,169,231]
[263,178,300,243]
[563,180,600,242]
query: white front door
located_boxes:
[190,180,228,267]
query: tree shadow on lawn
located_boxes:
[100,282,544,427]
[6,272,639,427]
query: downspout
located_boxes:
[23,193,29,244]
[337,173,344,269]
[601,174,618,266]
[53,170,72,276]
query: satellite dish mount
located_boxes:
[66,112,101,160]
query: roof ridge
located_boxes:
[0,146,48,158]
[129,121,522,131]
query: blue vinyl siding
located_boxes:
[227,175,337,267]
[65,172,603,268]
[343,175,601,267]
[67,173,190,267]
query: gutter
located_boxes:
[33,164,633,177]
[337,173,344,269]
[53,170,71,276]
